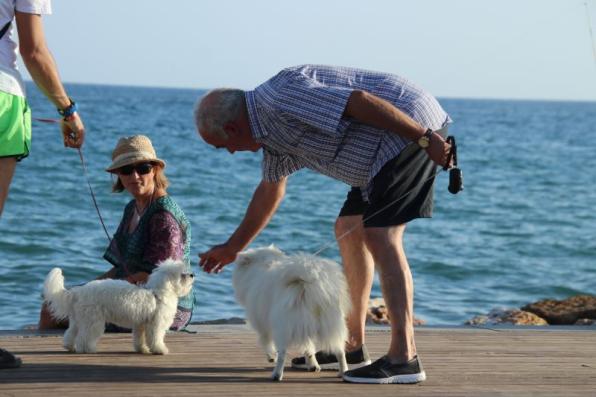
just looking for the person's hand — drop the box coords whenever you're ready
[199,243,239,274]
[426,132,452,169]
[61,112,85,148]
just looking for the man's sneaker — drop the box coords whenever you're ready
[291,345,372,370]
[342,355,426,384]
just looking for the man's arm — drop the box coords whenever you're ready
[343,90,451,167]
[15,11,85,148]
[199,178,287,273]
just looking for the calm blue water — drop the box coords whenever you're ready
[0,83,594,330]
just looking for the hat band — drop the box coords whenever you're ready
[111,151,156,167]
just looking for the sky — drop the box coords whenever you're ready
[18,0,596,101]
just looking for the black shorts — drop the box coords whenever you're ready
[338,128,447,227]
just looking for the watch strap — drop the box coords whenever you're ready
[57,99,78,118]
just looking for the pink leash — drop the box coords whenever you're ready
[34,117,112,243]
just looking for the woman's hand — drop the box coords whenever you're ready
[126,272,149,285]
[198,243,239,274]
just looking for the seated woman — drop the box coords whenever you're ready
[39,135,194,330]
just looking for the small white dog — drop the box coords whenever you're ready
[43,260,194,355]
[233,245,350,381]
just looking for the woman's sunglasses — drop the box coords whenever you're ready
[117,162,154,176]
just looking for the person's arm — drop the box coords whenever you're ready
[15,11,85,148]
[343,90,451,167]
[199,178,287,274]
[96,267,118,280]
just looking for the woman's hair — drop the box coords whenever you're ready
[111,163,169,193]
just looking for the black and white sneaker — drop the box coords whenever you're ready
[342,355,426,384]
[291,345,372,370]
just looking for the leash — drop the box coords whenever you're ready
[33,117,112,243]
[312,136,463,256]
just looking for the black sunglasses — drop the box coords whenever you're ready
[118,162,154,176]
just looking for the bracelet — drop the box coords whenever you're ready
[57,98,78,119]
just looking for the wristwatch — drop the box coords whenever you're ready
[57,99,78,119]
[417,129,433,149]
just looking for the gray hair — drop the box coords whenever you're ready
[193,88,245,140]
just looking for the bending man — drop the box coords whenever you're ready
[194,64,451,384]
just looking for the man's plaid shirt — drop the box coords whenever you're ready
[245,64,450,190]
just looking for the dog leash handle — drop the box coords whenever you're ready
[444,136,464,194]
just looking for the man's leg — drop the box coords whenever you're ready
[363,224,415,363]
[0,158,21,368]
[0,157,17,217]
[335,215,374,351]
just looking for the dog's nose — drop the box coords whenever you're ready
[189,273,195,278]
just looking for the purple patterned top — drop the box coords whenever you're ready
[104,195,194,330]
[142,211,185,265]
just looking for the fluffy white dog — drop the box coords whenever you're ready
[233,245,350,381]
[43,260,194,355]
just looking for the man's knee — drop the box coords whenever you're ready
[362,224,406,250]
[334,215,362,240]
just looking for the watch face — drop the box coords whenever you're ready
[418,136,430,148]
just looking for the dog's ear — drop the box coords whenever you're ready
[268,244,283,254]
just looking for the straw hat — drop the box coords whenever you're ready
[106,135,166,172]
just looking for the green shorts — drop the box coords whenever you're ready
[0,91,32,161]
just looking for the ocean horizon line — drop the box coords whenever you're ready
[24,80,596,104]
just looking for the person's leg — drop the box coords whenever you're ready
[39,302,68,330]
[363,224,415,363]
[0,156,17,217]
[335,215,374,351]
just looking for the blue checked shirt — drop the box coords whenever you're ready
[245,65,450,191]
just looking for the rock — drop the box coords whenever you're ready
[465,315,489,326]
[574,318,595,326]
[366,297,425,326]
[522,295,596,325]
[465,308,548,326]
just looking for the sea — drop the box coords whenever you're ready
[0,82,594,330]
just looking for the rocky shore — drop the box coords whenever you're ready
[190,295,596,327]
[465,295,596,326]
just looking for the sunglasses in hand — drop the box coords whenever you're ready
[117,162,154,176]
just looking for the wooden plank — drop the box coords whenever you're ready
[0,326,595,396]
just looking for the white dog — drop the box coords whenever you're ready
[233,245,350,381]
[43,260,194,355]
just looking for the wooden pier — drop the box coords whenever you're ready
[1,325,595,396]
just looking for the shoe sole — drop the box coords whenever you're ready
[342,370,426,384]
[292,360,372,371]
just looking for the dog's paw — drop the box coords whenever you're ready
[151,345,169,355]
[136,345,151,355]
[63,345,75,353]
[266,354,277,363]
[271,373,283,382]
[308,365,321,372]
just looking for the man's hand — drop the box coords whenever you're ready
[199,243,239,274]
[426,132,452,169]
[61,112,85,148]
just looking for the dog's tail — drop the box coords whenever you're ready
[43,268,71,321]
[278,255,350,351]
